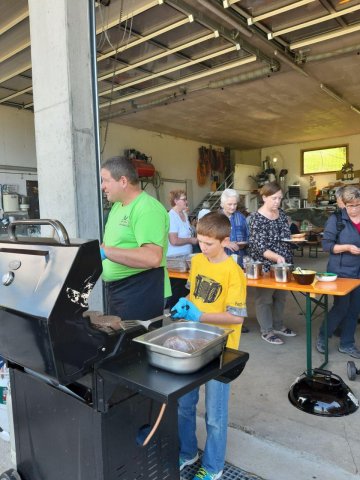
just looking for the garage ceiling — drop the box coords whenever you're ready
[1,0,360,149]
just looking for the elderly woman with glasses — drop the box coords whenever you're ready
[220,189,249,268]
[166,190,198,309]
[317,185,360,359]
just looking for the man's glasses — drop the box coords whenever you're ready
[179,197,187,201]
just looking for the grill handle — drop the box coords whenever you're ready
[8,219,70,245]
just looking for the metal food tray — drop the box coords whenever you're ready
[166,255,188,272]
[133,322,232,374]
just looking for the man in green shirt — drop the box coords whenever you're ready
[101,156,170,320]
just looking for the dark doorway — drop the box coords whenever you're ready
[26,180,40,219]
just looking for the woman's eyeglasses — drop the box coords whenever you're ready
[345,203,360,209]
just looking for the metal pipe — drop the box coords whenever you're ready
[208,65,279,89]
[89,0,104,240]
[0,165,37,173]
[305,43,360,63]
[101,66,277,121]
[89,0,106,312]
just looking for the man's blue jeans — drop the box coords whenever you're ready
[178,379,230,474]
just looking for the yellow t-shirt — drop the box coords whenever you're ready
[188,253,247,349]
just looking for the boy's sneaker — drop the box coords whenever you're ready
[179,452,199,471]
[338,345,360,359]
[316,337,325,354]
[193,466,223,480]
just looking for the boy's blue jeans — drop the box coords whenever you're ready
[178,379,230,474]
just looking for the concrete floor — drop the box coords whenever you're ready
[1,250,360,479]
[196,250,360,480]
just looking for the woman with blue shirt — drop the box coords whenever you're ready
[317,185,360,358]
[220,189,249,268]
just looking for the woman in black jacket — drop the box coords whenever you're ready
[317,185,360,358]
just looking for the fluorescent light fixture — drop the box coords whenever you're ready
[290,23,360,50]
[320,83,346,104]
[0,64,32,85]
[0,10,28,36]
[97,16,193,62]
[0,86,32,105]
[99,32,219,82]
[350,105,360,115]
[320,85,360,115]
[248,0,316,25]
[0,41,31,64]
[268,4,360,39]
[96,0,164,33]
[99,55,257,108]
[223,0,240,7]
[99,44,240,97]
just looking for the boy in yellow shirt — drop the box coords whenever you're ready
[171,212,247,480]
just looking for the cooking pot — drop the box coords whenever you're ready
[244,260,263,279]
[270,263,293,282]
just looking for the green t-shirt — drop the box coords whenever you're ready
[102,191,171,297]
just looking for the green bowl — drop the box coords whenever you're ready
[315,272,338,282]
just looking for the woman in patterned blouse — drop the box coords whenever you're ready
[248,182,297,345]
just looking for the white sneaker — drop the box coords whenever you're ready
[273,327,297,337]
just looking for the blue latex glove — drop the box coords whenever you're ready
[100,247,107,261]
[171,298,202,322]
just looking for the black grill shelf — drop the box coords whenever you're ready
[96,348,249,407]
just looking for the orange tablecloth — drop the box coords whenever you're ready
[168,270,360,297]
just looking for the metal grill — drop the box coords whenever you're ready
[0,220,250,480]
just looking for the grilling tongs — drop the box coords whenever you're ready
[83,311,175,334]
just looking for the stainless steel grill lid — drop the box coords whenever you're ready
[0,220,121,385]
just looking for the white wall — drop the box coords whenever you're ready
[100,121,223,210]
[0,106,37,209]
[261,133,360,199]
[233,148,261,166]
[0,106,36,168]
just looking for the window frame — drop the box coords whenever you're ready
[300,144,349,176]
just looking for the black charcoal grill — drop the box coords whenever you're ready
[0,220,249,480]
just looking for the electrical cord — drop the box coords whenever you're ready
[142,403,167,446]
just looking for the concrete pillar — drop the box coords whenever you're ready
[28,0,102,240]
[28,0,103,308]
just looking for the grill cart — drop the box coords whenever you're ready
[0,220,249,480]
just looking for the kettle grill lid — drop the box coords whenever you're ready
[289,369,359,417]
